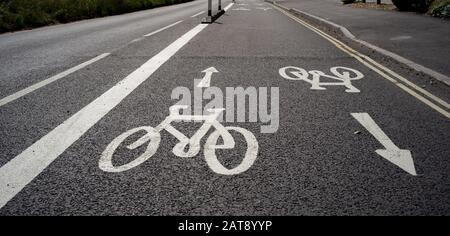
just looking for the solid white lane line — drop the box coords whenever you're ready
[224,3,235,11]
[191,11,205,17]
[144,20,183,37]
[0,53,110,107]
[0,23,208,209]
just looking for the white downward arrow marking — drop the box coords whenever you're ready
[351,113,417,176]
[197,67,219,88]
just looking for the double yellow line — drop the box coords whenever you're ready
[273,4,450,119]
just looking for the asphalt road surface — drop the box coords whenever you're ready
[0,0,449,216]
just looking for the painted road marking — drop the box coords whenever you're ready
[279,66,364,93]
[191,11,205,18]
[144,20,183,37]
[205,126,259,175]
[0,53,110,107]
[256,7,272,11]
[224,3,234,11]
[130,38,144,43]
[0,0,236,210]
[352,113,417,176]
[273,4,450,119]
[0,21,192,108]
[233,7,251,11]
[99,105,259,175]
[0,23,209,209]
[390,36,412,41]
[196,67,219,88]
[361,55,450,110]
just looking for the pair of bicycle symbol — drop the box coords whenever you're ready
[99,66,364,176]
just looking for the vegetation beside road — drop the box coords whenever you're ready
[0,0,193,33]
[341,0,450,17]
[427,0,450,17]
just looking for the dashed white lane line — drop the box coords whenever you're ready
[0,23,209,209]
[191,11,205,18]
[144,20,183,37]
[0,53,110,107]
[0,21,188,108]
[130,38,144,43]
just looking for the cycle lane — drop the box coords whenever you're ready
[168,1,450,214]
[1,0,449,215]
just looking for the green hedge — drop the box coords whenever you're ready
[341,0,356,4]
[391,0,450,16]
[428,0,450,17]
[392,0,434,12]
[0,0,193,33]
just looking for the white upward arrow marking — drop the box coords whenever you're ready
[197,67,219,88]
[351,113,417,176]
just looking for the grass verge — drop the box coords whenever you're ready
[0,0,193,33]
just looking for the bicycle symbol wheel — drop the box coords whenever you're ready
[99,126,161,173]
[204,126,259,175]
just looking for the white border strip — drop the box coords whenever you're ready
[0,23,208,209]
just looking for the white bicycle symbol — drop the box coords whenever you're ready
[99,105,259,176]
[279,66,364,93]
